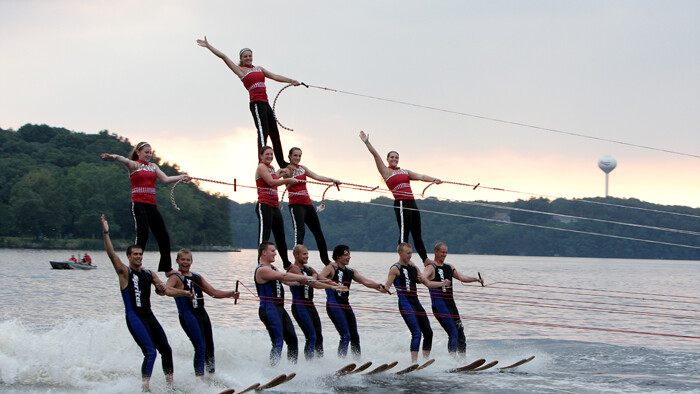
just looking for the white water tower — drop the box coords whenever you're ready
[598,155,617,197]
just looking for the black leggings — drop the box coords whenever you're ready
[289,204,331,265]
[393,199,428,262]
[256,202,291,268]
[250,101,288,168]
[132,202,172,272]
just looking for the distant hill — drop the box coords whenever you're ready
[0,124,232,249]
[2,124,697,259]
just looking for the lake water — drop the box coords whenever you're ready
[1,249,698,393]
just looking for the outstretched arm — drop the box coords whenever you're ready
[100,153,138,172]
[406,169,441,184]
[196,36,246,79]
[354,270,388,293]
[359,131,393,180]
[260,67,300,85]
[198,276,239,299]
[303,165,340,184]
[101,215,129,289]
[453,268,483,286]
[153,164,191,185]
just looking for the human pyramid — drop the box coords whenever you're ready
[99,36,483,392]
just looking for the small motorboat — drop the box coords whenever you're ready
[50,256,97,270]
[50,260,70,269]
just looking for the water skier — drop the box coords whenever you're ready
[166,249,239,378]
[255,241,313,365]
[101,215,193,392]
[359,131,441,265]
[281,147,340,265]
[101,143,190,275]
[423,242,483,358]
[287,244,348,360]
[319,244,388,358]
[384,243,449,363]
[197,36,300,168]
[256,146,298,269]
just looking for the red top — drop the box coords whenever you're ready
[385,167,414,200]
[256,163,279,208]
[241,66,268,103]
[287,166,312,206]
[130,160,157,205]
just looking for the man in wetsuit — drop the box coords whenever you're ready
[319,244,388,358]
[287,244,347,360]
[101,215,193,392]
[423,242,483,358]
[166,249,239,378]
[384,242,449,363]
[255,241,314,365]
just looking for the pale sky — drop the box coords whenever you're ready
[2,0,699,208]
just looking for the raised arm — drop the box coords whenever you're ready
[100,153,138,172]
[257,164,297,187]
[302,165,340,184]
[101,215,128,289]
[153,164,191,185]
[260,67,300,85]
[196,36,246,79]
[359,131,393,180]
[406,169,441,184]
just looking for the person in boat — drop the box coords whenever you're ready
[319,244,388,358]
[255,241,314,365]
[287,244,347,360]
[359,131,441,266]
[166,249,239,378]
[101,214,193,392]
[101,143,190,275]
[280,147,340,265]
[69,255,77,263]
[84,252,92,265]
[256,145,298,269]
[197,36,300,168]
[423,242,483,358]
[384,242,449,363]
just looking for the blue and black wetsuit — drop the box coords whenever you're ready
[121,268,173,378]
[255,264,298,365]
[392,263,433,353]
[325,265,360,357]
[429,263,466,354]
[288,265,324,359]
[174,272,215,376]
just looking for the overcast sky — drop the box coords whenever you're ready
[2,0,698,208]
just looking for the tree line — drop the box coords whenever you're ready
[2,124,698,260]
[0,124,232,249]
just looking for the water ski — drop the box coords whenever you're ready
[471,360,498,371]
[499,356,535,371]
[255,374,287,391]
[344,361,373,375]
[218,390,236,394]
[283,372,296,383]
[237,383,260,394]
[395,363,420,375]
[415,358,435,371]
[364,361,398,375]
[335,363,357,375]
[447,358,486,373]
